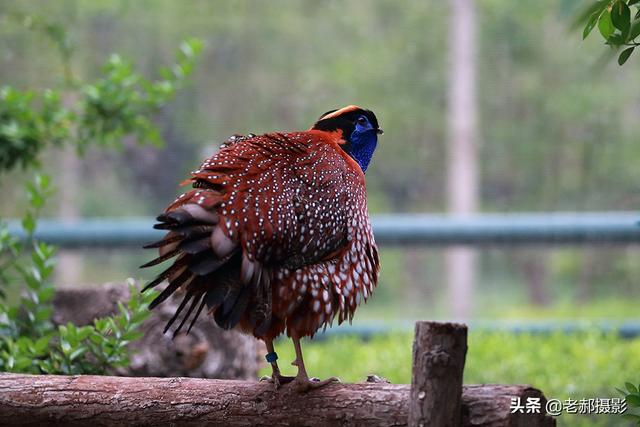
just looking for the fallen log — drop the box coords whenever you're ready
[0,373,555,426]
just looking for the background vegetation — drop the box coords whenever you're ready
[0,0,640,317]
[1,1,639,425]
[2,0,639,318]
[0,13,198,374]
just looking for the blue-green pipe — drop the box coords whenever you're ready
[308,320,640,340]
[6,212,640,248]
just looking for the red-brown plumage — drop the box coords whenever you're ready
[143,106,382,389]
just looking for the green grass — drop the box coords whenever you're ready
[480,298,640,321]
[262,331,640,427]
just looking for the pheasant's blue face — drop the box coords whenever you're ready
[311,106,383,174]
[348,115,381,173]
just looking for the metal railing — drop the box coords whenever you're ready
[314,320,640,340]
[6,212,640,248]
[5,212,640,338]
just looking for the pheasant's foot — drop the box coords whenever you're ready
[260,373,296,389]
[291,375,340,393]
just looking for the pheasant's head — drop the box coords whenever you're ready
[311,105,383,173]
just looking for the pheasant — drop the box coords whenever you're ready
[141,105,382,391]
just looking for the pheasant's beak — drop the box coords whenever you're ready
[376,128,384,135]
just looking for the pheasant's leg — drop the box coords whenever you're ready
[290,332,339,392]
[259,339,295,388]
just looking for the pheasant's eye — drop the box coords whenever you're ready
[357,116,368,125]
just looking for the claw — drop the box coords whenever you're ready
[291,376,340,393]
[260,373,295,389]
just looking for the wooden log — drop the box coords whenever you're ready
[0,373,555,426]
[52,283,263,379]
[462,384,556,427]
[409,321,468,427]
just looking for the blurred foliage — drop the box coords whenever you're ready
[580,0,640,65]
[0,13,199,374]
[3,1,640,213]
[0,33,202,171]
[0,175,157,374]
[0,3,638,403]
[77,39,203,152]
[618,382,640,425]
[0,88,68,171]
[264,331,640,427]
[0,174,53,294]
[0,276,155,374]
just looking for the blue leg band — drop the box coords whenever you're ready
[265,351,278,364]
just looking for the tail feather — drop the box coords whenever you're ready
[173,292,204,338]
[215,285,250,330]
[186,297,208,335]
[141,258,188,292]
[203,281,230,309]
[163,291,194,334]
[250,273,273,336]
[178,237,212,254]
[143,202,253,337]
[139,247,181,268]
[189,251,236,275]
[148,269,193,309]
[143,233,183,249]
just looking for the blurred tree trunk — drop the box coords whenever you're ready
[446,0,479,319]
[55,132,82,286]
[519,251,550,305]
[577,248,596,302]
[55,88,82,286]
[405,249,435,314]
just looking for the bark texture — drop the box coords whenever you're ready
[462,384,556,427]
[52,283,263,379]
[0,374,555,427]
[409,322,467,427]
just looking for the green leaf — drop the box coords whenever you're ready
[575,0,610,30]
[131,310,150,324]
[69,346,88,362]
[34,307,53,322]
[584,12,600,39]
[117,301,130,322]
[122,330,143,341]
[21,213,35,235]
[94,318,107,331]
[608,33,625,44]
[34,335,50,353]
[59,338,71,354]
[618,46,634,64]
[88,333,104,345]
[599,9,616,40]
[24,274,40,290]
[611,1,631,36]
[75,326,93,341]
[13,356,34,371]
[626,382,639,394]
[630,20,640,40]
[38,286,55,303]
[627,394,640,406]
